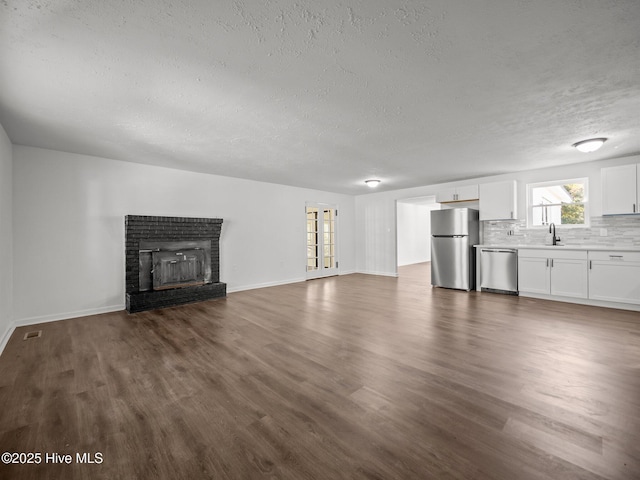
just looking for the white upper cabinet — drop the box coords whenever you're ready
[435,188,456,203]
[456,184,480,202]
[602,163,639,215]
[435,185,479,203]
[479,180,517,221]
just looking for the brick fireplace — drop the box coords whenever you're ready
[125,215,226,313]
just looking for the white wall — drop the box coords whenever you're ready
[9,143,640,325]
[0,123,13,349]
[12,146,355,324]
[396,200,439,266]
[356,154,640,276]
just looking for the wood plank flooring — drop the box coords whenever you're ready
[1,263,639,479]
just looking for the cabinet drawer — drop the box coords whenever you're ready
[518,249,548,259]
[588,251,640,262]
[518,249,587,260]
[550,250,587,260]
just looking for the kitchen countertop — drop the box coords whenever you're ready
[474,244,640,252]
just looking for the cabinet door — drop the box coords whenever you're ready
[550,258,587,298]
[602,164,637,215]
[435,188,456,203]
[456,184,479,202]
[589,261,640,304]
[479,180,517,220]
[518,257,549,294]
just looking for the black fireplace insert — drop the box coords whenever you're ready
[125,216,226,313]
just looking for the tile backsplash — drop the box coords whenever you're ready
[482,216,640,247]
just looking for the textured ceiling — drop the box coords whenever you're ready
[1,1,639,194]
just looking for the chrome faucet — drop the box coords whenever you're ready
[549,222,561,245]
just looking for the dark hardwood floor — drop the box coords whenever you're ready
[1,263,639,479]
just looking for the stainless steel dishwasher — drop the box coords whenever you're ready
[480,248,518,295]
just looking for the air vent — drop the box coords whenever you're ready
[23,330,42,340]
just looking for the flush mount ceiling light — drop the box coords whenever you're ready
[365,179,381,188]
[572,138,607,153]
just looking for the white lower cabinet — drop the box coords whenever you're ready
[517,248,640,307]
[518,249,588,299]
[517,256,549,294]
[588,251,640,305]
[552,258,589,298]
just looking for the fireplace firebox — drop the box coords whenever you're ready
[125,216,226,313]
[139,240,212,291]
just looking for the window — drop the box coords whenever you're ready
[527,178,589,227]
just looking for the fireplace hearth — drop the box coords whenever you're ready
[125,216,226,313]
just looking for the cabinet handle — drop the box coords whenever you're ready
[589,260,592,269]
[546,258,549,267]
[550,259,554,268]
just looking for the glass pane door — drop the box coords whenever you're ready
[306,204,338,279]
[323,208,335,269]
[307,207,319,272]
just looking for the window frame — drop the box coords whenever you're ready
[526,178,590,228]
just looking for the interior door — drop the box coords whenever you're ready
[306,204,338,279]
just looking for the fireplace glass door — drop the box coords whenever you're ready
[152,249,206,290]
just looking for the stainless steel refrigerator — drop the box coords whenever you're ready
[431,208,479,291]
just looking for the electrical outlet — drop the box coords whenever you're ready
[600,228,608,237]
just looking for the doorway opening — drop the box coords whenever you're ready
[396,196,439,276]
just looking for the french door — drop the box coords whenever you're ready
[306,203,338,279]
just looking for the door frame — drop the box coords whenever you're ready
[306,202,339,280]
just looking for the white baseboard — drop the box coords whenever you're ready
[0,304,125,358]
[0,323,15,358]
[356,270,399,278]
[519,292,640,312]
[13,304,125,328]
[339,269,357,276]
[227,270,358,293]
[227,277,306,293]
[0,271,361,356]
